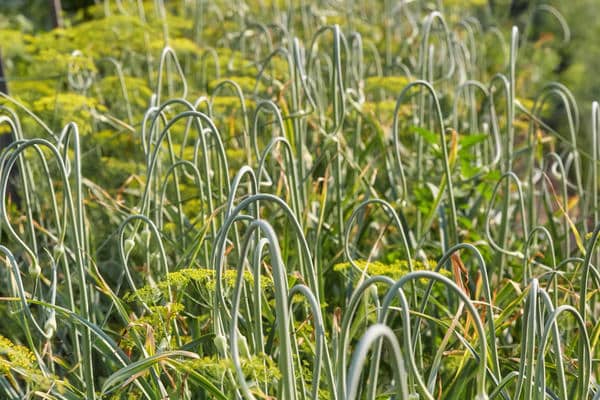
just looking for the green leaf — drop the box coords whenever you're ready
[459,133,488,149]
[410,125,438,147]
[101,351,200,396]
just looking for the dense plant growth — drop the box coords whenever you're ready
[1,1,600,399]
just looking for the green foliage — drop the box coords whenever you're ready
[124,267,265,305]
[0,1,599,399]
[0,334,58,392]
[186,353,281,390]
[334,258,439,280]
